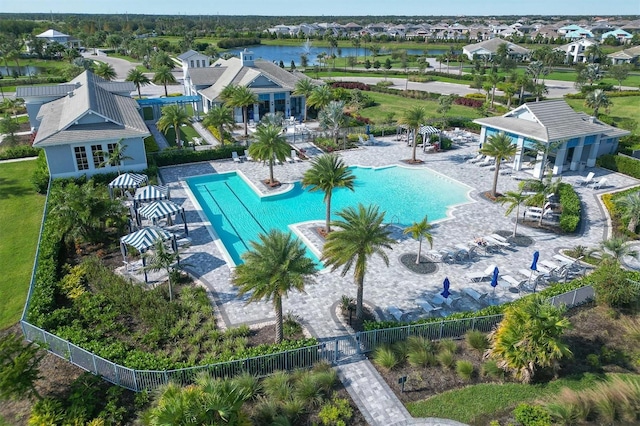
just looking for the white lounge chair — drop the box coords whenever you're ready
[291,149,302,162]
[387,306,405,321]
[463,287,488,302]
[431,293,460,307]
[477,157,495,167]
[589,177,607,190]
[416,299,442,315]
[501,275,528,288]
[232,151,242,163]
[467,154,484,164]
[527,208,556,221]
[244,149,253,162]
[578,172,595,186]
[438,248,456,264]
[468,264,498,282]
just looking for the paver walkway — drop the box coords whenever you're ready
[123,134,640,425]
[145,122,170,150]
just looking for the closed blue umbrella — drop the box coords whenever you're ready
[490,267,499,293]
[441,277,451,299]
[530,251,540,271]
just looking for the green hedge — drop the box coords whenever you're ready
[597,154,640,179]
[558,183,581,233]
[150,144,242,167]
[0,145,40,160]
[364,279,588,331]
[565,91,640,100]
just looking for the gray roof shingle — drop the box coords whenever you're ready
[16,84,78,97]
[474,99,629,142]
[33,70,149,147]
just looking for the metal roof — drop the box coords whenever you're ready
[16,84,78,97]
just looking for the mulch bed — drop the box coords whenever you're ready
[399,253,438,274]
[494,230,534,248]
[261,179,282,188]
[401,159,425,165]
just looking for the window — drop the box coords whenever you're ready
[190,60,194,67]
[74,146,89,171]
[91,144,104,168]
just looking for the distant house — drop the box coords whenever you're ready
[564,29,594,39]
[558,24,586,35]
[32,29,81,51]
[600,29,633,43]
[554,39,598,64]
[462,38,531,61]
[178,50,212,95]
[184,49,316,122]
[607,45,640,65]
[18,70,149,179]
[474,99,629,178]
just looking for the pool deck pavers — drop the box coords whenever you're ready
[136,134,640,426]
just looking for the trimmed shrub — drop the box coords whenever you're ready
[372,346,399,371]
[455,360,474,380]
[513,403,552,426]
[558,183,581,233]
[150,144,241,167]
[318,397,353,426]
[331,81,370,91]
[465,330,489,353]
[0,145,40,160]
[436,349,455,369]
[454,97,483,108]
[597,154,640,180]
[585,263,640,308]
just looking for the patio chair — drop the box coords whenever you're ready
[386,306,405,321]
[462,287,488,302]
[526,208,556,221]
[431,293,460,307]
[244,149,253,162]
[501,274,528,288]
[578,172,595,186]
[477,157,495,167]
[588,177,607,190]
[426,250,444,262]
[438,248,457,264]
[416,299,442,315]
[466,154,484,164]
[291,149,302,162]
[468,264,498,282]
[232,151,242,163]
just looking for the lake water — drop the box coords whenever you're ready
[232,44,455,66]
[0,65,43,77]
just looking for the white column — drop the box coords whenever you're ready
[269,94,275,114]
[513,136,525,171]
[553,147,566,175]
[533,151,546,179]
[570,136,585,171]
[586,135,602,167]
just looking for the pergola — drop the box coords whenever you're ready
[120,226,176,282]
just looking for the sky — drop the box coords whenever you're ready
[3,0,640,17]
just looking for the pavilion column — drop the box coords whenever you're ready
[586,135,602,167]
[570,136,586,171]
[513,136,525,171]
[533,151,546,179]
[553,146,567,175]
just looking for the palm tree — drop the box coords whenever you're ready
[398,106,427,163]
[584,43,603,63]
[485,295,572,384]
[618,192,640,233]
[480,132,517,198]
[306,84,333,112]
[403,216,434,264]
[585,89,611,118]
[318,101,346,146]
[94,62,117,81]
[293,78,317,122]
[248,123,290,186]
[503,83,516,109]
[322,204,395,319]
[156,104,191,148]
[302,153,356,234]
[143,238,186,302]
[96,139,133,174]
[500,191,530,238]
[202,104,235,145]
[233,230,316,343]
[152,66,177,97]
[488,71,501,109]
[126,68,151,98]
[221,85,258,138]
[524,173,562,226]
[599,237,638,264]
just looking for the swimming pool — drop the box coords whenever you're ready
[186,166,472,265]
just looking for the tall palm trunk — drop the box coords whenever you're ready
[491,159,501,197]
[136,85,142,99]
[217,125,225,145]
[269,159,275,184]
[243,106,249,137]
[274,296,283,343]
[175,125,182,148]
[325,194,332,233]
[355,272,365,320]
[163,82,168,97]
[415,238,423,264]
[411,130,418,162]
[513,204,521,238]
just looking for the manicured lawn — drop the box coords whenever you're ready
[358,91,485,124]
[0,160,45,329]
[565,95,640,135]
[407,372,620,423]
[161,123,201,147]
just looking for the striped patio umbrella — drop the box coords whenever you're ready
[137,200,188,235]
[133,185,170,206]
[107,173,148,199]
[120,226,176,282]
[418,125,440,136]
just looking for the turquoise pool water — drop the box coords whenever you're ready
[186,166,471,265]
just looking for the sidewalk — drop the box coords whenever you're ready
[145,122,170,150]
[192,121,221,147]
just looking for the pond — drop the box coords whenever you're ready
[0,65,44,77]
[230,44,459,66]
